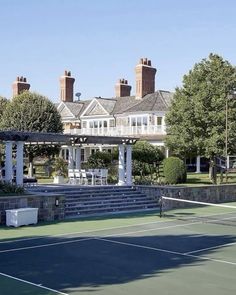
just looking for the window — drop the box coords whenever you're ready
[129,116,148,127]
[110,119,115,127]
[91,148,99,155]
[157,117,162,126]
[131,117,136,126]
[143,117,148,126]
[81,149,85,162]
[137,117,142,126]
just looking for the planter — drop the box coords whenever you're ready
[53,175,65,184]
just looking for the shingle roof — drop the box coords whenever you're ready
[62,100,92,117]
[58,90,173,118]
[95,98,116,114]
[122,91,173,113]
[111,96,140,114]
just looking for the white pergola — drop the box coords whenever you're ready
[0,131,138,186]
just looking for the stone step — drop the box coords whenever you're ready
[65,196,156,207]
[65,199,158,211]
[65,192,146,201]
[63,189,137,197]
[28,185,134,194]
[65,203,158,217]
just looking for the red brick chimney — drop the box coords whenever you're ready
[60,70,75,102]
[12,76,30,97]
[115,79,131,97]
[135,58,156,99]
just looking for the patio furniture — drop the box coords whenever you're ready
[95,169,108,185]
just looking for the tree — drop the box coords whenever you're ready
[87,151,112,168]
[132,141,164,182]
[0,96,8,120]
[0,91,63,176]
[0,97,9,163]
[165,54,236,183]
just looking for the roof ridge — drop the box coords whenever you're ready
[158,90,169,108]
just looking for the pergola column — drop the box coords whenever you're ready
[165,148,169,158]
[16,141,24,186]
[118,144,125,185]
[195,156,201,173]
[68,146,74,170]
[75,146,81,170]
[126,145,132,185]
[5,141,13,183]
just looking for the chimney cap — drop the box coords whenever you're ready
[64,70,72,77]
[138,58,152,66]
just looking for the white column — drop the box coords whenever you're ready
[118,144,125,185]
[165,148,169,158]
[126,145,132,185]
[195,156,201,173]
[227,155,230,170]
[75,146,81,170]
[16,141,24,186]
[68,146,74,170]
[5,141,13,183]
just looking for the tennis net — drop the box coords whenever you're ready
[160,196,236,226]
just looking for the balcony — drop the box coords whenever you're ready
[64,125,166,136]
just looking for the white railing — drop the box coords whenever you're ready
[64,125,166,136]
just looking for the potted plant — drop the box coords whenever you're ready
[52,157,67,184]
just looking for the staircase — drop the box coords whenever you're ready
[29,185,158,218]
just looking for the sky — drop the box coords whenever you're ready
[1,0,236,102]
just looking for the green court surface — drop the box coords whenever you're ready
[0,203,236,295]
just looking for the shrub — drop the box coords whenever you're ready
[163,157,187,184]
[52,157,68,177]
[87,151,112,169]
[0,181,25,194]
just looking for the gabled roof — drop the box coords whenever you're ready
[96,98,116,114]
[111,96,140,114]
[81,98,116,117]
[122,91,173,114]
[57,90,173,118]
[58,100,91,118]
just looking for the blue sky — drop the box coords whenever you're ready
[0,0,236,102]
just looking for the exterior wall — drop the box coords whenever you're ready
[0,194,65,225]
[136,184,236,207]
[116,117,128,127]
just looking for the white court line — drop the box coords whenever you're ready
[185,241,236,254]
[0,237,93,254]
[0,271,68,295]
[0,220,167,244]
[0,212,235,255]
[96,237,236,266]
[0,221,200,254]
[0,208,233,245]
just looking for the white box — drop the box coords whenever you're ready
[6,208,38,227]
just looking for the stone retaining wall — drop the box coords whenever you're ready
[0,193,65,225]
[136,184,236,207]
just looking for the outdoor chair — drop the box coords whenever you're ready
[74,169,82,185]
[68,169,76,185]
[95,169,108,185]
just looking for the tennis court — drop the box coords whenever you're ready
[0,200,236,295]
